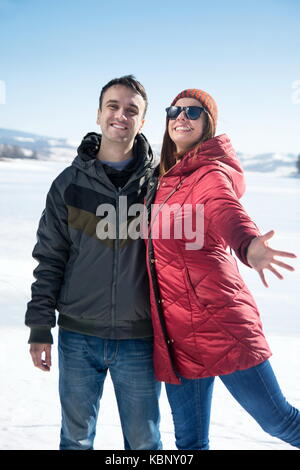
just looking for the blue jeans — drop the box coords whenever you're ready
[58,328,162,450]
[165,360,300,450]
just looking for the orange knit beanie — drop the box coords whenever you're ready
[171,89,218,128]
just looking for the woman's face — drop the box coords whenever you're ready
[168,97,207,153]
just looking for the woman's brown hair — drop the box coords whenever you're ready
[159,109,216,176]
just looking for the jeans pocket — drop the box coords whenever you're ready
[58,328,89,359]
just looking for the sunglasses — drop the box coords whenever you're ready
[165,106,206,120]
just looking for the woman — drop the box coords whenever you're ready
[145,88,300,449]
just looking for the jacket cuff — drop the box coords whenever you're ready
[237,235,257,267]
[28,327,53,344]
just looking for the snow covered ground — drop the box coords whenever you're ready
[0,158,299,450]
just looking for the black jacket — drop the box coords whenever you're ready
[25,132,155,343]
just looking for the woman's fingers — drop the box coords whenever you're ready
[259,262,295,287]
[271,249,297,259]
[259,270,269,288]
[272,259,295,271]
[248,230,297,286]
[267,265,284,280]
[260,230,275,242]
[259,265,283,288]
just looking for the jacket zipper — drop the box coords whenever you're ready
[111,187,121,335]
[110,172,147,336]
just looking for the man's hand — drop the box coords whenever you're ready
[30,343,52,371]
[247,230,297,288]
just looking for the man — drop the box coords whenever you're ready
[25,75,162,450]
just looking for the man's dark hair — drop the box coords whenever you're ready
[99,75,148,117]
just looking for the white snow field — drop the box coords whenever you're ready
[0,158,299,450]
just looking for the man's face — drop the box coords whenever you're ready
[97,85,146,145]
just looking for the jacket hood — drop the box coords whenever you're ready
[72,131,155,179]
[167,134,246,199]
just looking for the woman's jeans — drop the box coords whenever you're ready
[58,328,162,450]
[165,360,300,450]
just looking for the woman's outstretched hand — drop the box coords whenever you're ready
[247,230,297,288]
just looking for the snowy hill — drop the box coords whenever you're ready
[0,128,299,175]
[237,151,299,176]
[0,128,77,162]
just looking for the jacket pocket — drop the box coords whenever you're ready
[183,267,211,324]
[57,257,111,320]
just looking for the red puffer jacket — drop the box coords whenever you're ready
[145,134,272,385]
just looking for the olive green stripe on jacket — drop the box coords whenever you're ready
[67,204,141,249]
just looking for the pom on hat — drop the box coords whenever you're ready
[171,89,218,127]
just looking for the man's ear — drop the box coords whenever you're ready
[138,119,145,134]
[96,108,101,125]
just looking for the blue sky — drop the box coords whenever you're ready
[0,0,300,153]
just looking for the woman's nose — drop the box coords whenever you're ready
[176,110,187,121]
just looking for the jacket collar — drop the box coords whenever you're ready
[71,132,155,181]
[161,134,246,199]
